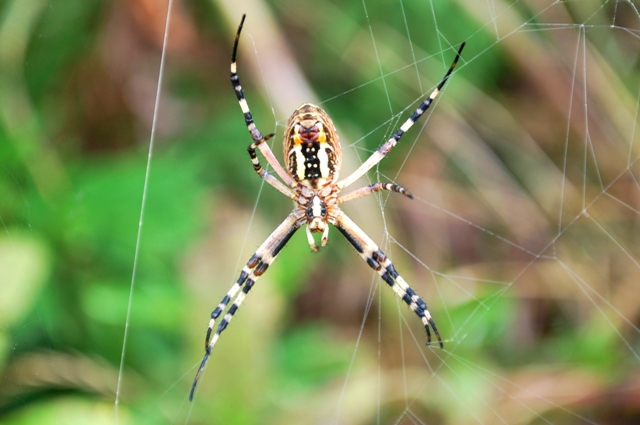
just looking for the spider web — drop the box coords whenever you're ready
[185,1,640,423]
[1,0,640,424]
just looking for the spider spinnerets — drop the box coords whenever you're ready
[190,13,465,401]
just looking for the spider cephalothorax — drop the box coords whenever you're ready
[189,14,465,401]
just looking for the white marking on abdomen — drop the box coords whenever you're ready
[317,144,332,178]
[291,145,306,180]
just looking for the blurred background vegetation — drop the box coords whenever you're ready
[1,0,640,424]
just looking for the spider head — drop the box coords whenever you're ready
[284,103,342,188]
[306,195,327,229]
[305,195,329,251]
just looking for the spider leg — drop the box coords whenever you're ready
[338,182,414,204]
[248,133,297,199]
[337,42,465,190]
[331,210,443,348]
[190,212,302,401]
[231,14,297,190]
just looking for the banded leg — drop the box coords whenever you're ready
[231,14,296,189]
[247,133,297,199]
[190,213,302,400]
[331,210,443,348]
[338,42,465,190]
[337,182,414,204]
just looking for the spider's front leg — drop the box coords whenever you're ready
[190,212,303,400]
[331,210,443,348]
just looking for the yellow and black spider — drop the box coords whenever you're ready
[190,14,465,400]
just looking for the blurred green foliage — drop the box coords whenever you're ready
[1,0,640,424]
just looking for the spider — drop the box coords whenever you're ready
[190,14,464,400]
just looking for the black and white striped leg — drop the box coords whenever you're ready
[337,182,414,204]
[190,213,302,401]
[337,42,465,190]
[231,14,296,188]
[231,14,260,143]
[331,211,443,348]
[247,133,297,199]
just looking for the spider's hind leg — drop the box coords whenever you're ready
[231,14,297,191]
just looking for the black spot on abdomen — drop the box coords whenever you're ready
[303,141,321,180]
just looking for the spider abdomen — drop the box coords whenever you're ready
[288,141,334,181]
[284,103,341,188]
